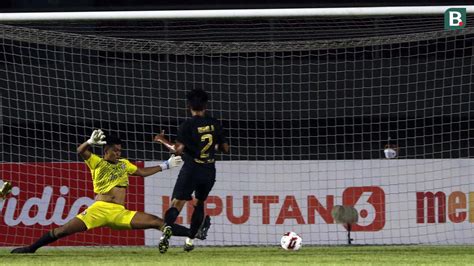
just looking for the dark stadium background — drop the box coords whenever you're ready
[0,0,473,162]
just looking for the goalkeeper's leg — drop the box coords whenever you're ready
[130,212,191,237]
[11,218,87,254]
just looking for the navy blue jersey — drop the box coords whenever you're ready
[176,115,227,165]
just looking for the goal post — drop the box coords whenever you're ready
[0,6,473,21]
[1,6,474,247]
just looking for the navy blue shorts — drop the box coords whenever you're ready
[172,161,216,201]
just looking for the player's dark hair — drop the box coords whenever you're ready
[186,88,208,111]
[104,134,122,149]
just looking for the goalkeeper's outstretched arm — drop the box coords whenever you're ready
[134,155,183,177]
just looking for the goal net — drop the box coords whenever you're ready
[1,11,473,246]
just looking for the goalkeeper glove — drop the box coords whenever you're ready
[159,155,183,170]
[87,129,107,146]
[0,181,12,199]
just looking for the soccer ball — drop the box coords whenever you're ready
[280,231,302,251]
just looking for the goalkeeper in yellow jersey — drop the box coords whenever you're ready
[11,129,204,254]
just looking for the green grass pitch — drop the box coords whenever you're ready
[1,246,474,265]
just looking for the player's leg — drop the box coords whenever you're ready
[11,218,87,254]
[129,211,191,237]
[190,167,215,239]
[163,198,187,228]
[164,163,194,227]
[184,167,216,252]
[11,201,108,254]
[160,164,194,253]
[189,200,206,239]
[182,199,205,252]
[194,205,211,240]
[159,199,187,253]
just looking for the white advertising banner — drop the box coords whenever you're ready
[144,159,474,246]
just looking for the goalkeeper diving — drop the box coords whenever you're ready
[11,129,208,254]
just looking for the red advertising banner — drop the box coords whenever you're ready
[0,162,145,246]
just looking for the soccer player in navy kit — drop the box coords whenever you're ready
[154,88,229,253]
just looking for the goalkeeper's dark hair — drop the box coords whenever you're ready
[105,135,122,148]
[186,88,208,111]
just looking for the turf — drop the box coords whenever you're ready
[1,246,473,265]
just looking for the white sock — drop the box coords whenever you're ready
[185,237,194,245]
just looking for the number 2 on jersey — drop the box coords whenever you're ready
[200,134,213,158]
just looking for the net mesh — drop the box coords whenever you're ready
[1,14,474,246]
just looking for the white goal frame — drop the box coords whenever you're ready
[0,6,473,22]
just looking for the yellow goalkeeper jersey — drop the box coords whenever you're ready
[84,153,138,194]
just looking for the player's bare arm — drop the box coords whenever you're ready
[153,130,185,155]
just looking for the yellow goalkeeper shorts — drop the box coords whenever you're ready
[76,201,137,230]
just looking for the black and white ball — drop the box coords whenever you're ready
[280,232,302,251]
